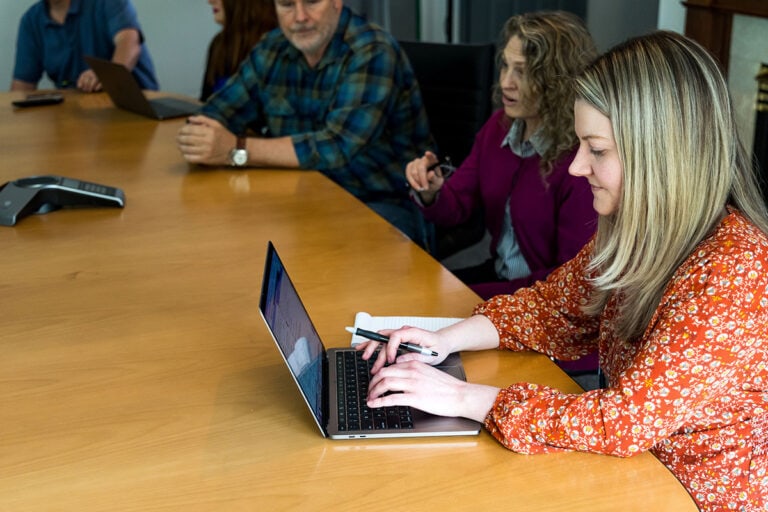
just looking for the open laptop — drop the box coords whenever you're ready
[258,241,482,439]
[84,56,201,120]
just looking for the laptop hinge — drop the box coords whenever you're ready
[322,352,330,436]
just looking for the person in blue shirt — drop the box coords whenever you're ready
[176,0,432,247]
[11,0,158,92]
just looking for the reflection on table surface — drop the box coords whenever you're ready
[0,91,696,511]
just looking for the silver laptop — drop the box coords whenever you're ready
[84,56,200,120]
[258,241,481,439]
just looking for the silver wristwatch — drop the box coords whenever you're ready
[229,137,248,166]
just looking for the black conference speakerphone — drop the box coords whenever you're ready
[0,175,125,226]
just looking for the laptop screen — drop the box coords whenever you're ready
[259,243,325,426]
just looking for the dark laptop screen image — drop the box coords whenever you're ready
[260,246,325,425]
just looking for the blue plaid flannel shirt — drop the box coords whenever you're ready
[201,7,431,203]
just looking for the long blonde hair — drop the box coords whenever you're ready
[575,31,768,341]
[497,11,597,175]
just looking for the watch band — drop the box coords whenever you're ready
[229,136,248,166]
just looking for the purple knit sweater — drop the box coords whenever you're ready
[418,109,598,299]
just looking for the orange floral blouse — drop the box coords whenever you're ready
[474,210,768,511]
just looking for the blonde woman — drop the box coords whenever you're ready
[364,31,768,511]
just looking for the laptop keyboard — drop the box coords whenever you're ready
[335,351,414,431]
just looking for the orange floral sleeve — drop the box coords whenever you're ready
[475,239,600,361]
[474,212,768,511]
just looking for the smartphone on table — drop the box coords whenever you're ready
[12,93,65,108]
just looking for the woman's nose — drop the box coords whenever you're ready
[568,147,590,177]
[500,70,517,89]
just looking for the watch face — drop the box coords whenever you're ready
[231,149,248,166]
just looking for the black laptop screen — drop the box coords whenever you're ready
[259,243,325,426]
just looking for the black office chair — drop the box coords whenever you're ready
[399,40,496,259]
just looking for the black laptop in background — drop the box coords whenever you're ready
[84,56,201,120]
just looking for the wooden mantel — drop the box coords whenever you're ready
[683,0,768,75]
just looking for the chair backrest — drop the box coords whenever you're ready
[400,41,496,166]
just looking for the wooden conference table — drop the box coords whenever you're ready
[0,91,696,511]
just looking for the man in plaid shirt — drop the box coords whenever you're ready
[177,0,432,245]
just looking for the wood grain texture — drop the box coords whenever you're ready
[0,91,696,511]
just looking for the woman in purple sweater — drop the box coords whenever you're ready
[408,12,598,301]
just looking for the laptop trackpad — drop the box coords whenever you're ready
[435,352,467,380]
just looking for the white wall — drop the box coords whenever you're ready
[132,0,218,97]
[0,2,35,89]
[657,0,686,33]
[728,15,767,155]
[0,0,218,98]
[420,0,449,43]
[586,0,660,52]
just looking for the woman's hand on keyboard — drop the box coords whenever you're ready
[359,326,445,375]
[366,360,500,422]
